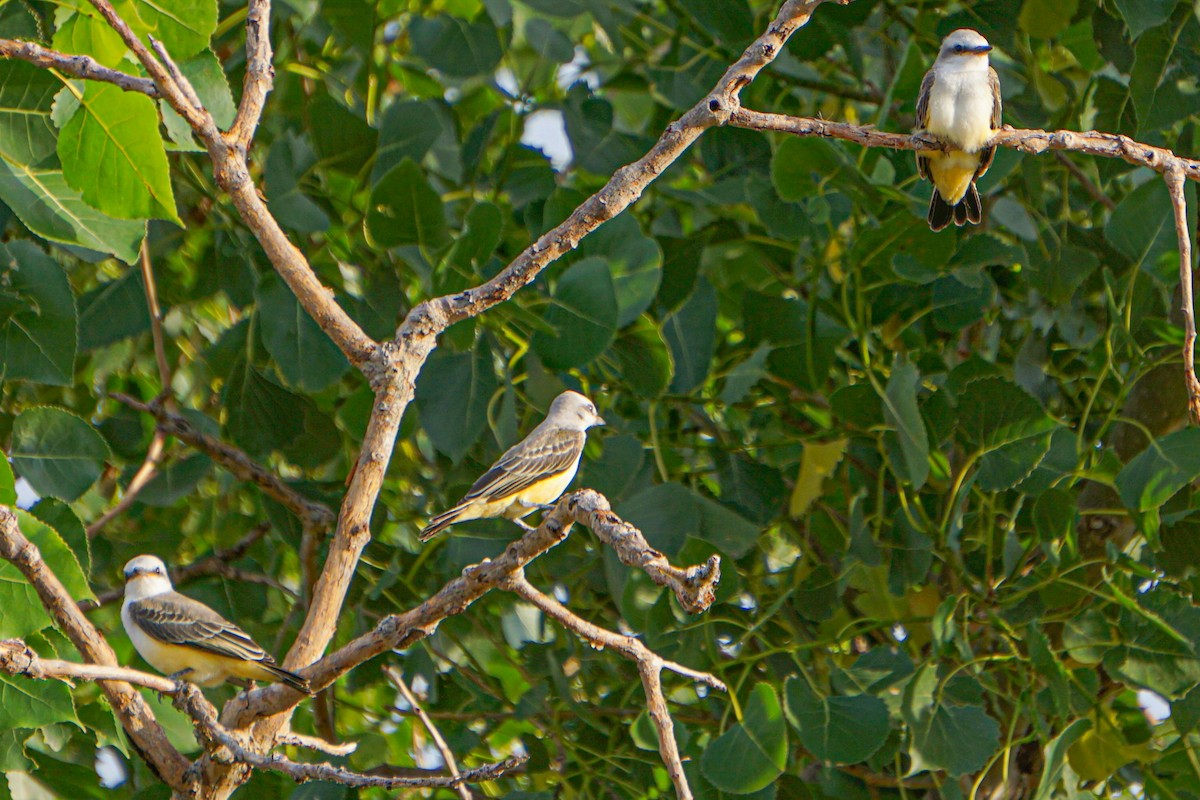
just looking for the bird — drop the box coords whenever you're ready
[419,390,605,541]
[915,28,1002,231]
[120,555,311,694]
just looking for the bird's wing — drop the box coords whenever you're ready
[129,594,273,664]
[463,428,585,503]
[914,68,937,180]
[974,67,1002,178]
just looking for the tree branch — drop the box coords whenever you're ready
[0,39,160,97]
[226,489,720,725]
[110,392,336,533]
[227,0,273,148]
[502,572,725,800]
[0,638,180,693]
[1166,167,1200,424]
[384,666,471,800]
[0,507,193,791]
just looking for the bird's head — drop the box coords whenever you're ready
[548,390,605,432]
[122,555,173,599]
[938,29,992,63]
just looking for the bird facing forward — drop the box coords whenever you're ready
[121,555,311,693]
[419,390,605,541]
[915,28,1002,231]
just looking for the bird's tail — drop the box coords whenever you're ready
[929,183,982,231]
[264,663,312,694]
[419,504,468,542]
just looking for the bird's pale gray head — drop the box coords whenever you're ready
[123,555,173,598]
[546,390,605,432]
[938,29,992,61]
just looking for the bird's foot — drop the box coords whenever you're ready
[513,519,537,533]
[164,670,194,705]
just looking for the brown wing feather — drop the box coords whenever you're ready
[464,428,585,502]
[973,67,1003,179]
[914,68,937,181]
[129,594,273,664]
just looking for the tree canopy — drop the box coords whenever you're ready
[2,0,1200,797]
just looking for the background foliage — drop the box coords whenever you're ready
[2,0,1200,797]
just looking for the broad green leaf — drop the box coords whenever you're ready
[0,673,77,730]
[255,276,350,392]
[1067,714,1147,781]
[1063,609,1113,665]
[445,201,503,274]
[264,133,329,234]
[1108,588,1200,698]
[52,12,128,68]
[612,317,673,398]
[30,498,89,579]
[77,267,150,350]
[10,407,109,502]
[883,358,929,489]
[903,667,1000,776]
[0,241,77,385]
[956,377,1057,452]
[1033,487,1076,543]
[135,454,212,507]
[0,458,13,505]
[664,278,718,393]
[784,676,889,764]
[677,0,753,43]
[309,94,378,175]
[222,357,335,461]
[516,0,588,18]
[58,82,178,221]
[128,0,217,59]
[1105,178,1176,280]
[366,158,449,249]
[525,18,574,63]
[1116,427,1200,544]
[701,684,787,794]
[414,340,499,463]
[741,291,847,391]
[695,493,761,559]
[161,50,237,147]
[1114,0,1178,40]
[617,483,701,556]
[0,510,95,636]
[409,14,503,77]
[0,61,58,167]
[1031,719,1092,800]
[789,439,847,519]
[576,212,663,327]
[531,257,618,370]
[372,100,445,184]
[1018,0,1078,38]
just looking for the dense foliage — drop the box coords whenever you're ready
[3,0,1200,797]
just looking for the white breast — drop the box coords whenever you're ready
[926,69,994,153]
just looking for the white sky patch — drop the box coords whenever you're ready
[1138,689,1170,724]
[95,746,128,788]
[521,110,572,171]
[495,66,519,98]
[557,47,599,91]
[15,477,39,510]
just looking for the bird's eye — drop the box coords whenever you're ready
[954,44,964,52]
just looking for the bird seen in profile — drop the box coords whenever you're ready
[419,390,605,541]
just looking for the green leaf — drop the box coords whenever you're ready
[222,358,325,460]
[0,459,13,505]
[366,158,449,250]
[255,276,350,392]
[0,510,95,636]
[1018,0,1078,38]
[409,14,503,77]
[128,0,217,59]
[883,358,929,489]
[58,82,178,221]
[160,50,236,146]
[701,684,787,794]
[445,201,503,274]
[0,61,59,167]
[30,498,89,579]
[956,377,1057,453]
[0,241,77,385]
[784,676,889,764]
[575,210,663,328]
[264,133,329,234]
[77,266,150,350]
[0,673,77,731]
[617,483,700,557]
[525,18,574,63]
[135,454,212,507]
[694,493,761,559]
[664,278,718,393]
[1033,487,1076,543]
[1105,178,1176,279]
[1116,427,1200,545]
[372,100,444,184]
[531,257,619,370]
[612,317,673,398]
[1109,588,1200,698]
[414,340,499,463]
[10,407,109,502]
[903,667,1000,777]
[1030,719,1092,800]
[52,12,128,68]
[1113,0,1178,40]
[309,94,378,175]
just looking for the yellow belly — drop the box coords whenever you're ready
[926,151,980,205]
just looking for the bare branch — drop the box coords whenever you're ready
[275,731,357,756]
[0,39,159,97]
[1053,152,1116,211]
[1166,167,1200,424]
[227,489,720,726]
[0,638,180,693]
[0,507,193,791]
[384,666,471,800]
[111,392,336,533]
[228,0,274,148]
[403,0,845,339]
[503,573,725,800]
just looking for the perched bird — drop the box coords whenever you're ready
[420,390,605,541]
[915,28,1002,231]
[121,555,310,693]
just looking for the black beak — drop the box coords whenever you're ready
[972,44,993,54]
[594,416,606,426]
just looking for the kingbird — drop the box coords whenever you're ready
[121,555,310,693]
[915,29,1002,231]
[420,390,604,541]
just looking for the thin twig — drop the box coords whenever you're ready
[0,39,160,97]
[228,0,274,148]
[1166,167,1200,424]
[0,638,181,694]
[275,731,357,756]
[1053,151,1116,211]
[385,666,472,800]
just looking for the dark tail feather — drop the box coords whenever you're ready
[928,191,953,232]
[419,506,463,542]
[267,663,312,695]
[962,183,982,225]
